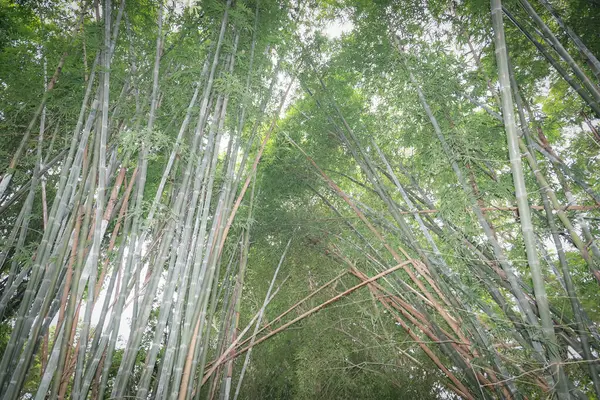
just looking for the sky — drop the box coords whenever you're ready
[323,18,354,39]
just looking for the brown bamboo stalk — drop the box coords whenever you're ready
[234,270,348,350]
[365,278,475,399]
[203,261,413,383]
[288,136,470,348]
[350,267,516,398]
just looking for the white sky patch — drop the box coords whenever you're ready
[48,241,155,349]
[322,17,354,40]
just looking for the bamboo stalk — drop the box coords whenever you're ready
[204,261,413,382]
[491,1,569,397]
[231,239,291,399]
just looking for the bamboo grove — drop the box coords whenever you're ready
[0,0,599,398]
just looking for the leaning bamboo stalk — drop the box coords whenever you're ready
[514,79,600,395]
[0,148,67,216]
[287,133,469,347]
[135,224,193,399]
[516,0,600,104]
[0,83,98,387]
[107,23,166,399]
[204,261,413,382]
[222,2,261,209]
[217,75,296,257]
[507,77,600,282]
[3,185,80,399]
[200,296,282,390]
[55,133,99,400]
[138,98,224,396]
[491,1,569,397]
[183,45,238,323]
[397,43,549,365]
[172,81,235,399]
[365,279,475,400]
[90,167,126,297]
[352,266,513,397]
[321,98,505,376]
[155,77,231,398]
[97,174,145,400]
[230,239,291,399]
[6,3,209,396]
[182,74,281,393]
[38,56,49,230]
[182,99,228,328]
[342,241,499,394]
[391,153,565,354]
[321,91,465,326]
[530,141,600,205]
[145,13,234,395]
[206,228,245,400]
[78,169,137,397]
[34,323,66,400]
[519,147,600,282]
[537,0,600,80]
[502,7,600,118]
[53,201,83,348]
[166,145,218,394]
[223,181,256,400]
[567,199,600,275]
[1,90,99,396]
[0,184,38,318]
[286,135,405,264]
[241,270,349,348]
[464,32,600,286]
[208,246,240,400]
[206,269,346,372]
[0,50,68,200]
[107,3,165,394]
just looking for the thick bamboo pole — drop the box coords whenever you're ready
[491,1,569,397]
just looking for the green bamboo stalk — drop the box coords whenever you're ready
[78,172,135,397]
[516,0,600,104]
[399,47,546,362]
[231,239,291,399]
[513,76,600,396]
[172,93,231,400]
[0,93,99,396]
[312,76,513,393]
[502,7,600,118]
[72,1,112,394]
[537,0,600,80]
[491,1,569,397]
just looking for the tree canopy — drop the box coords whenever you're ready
[1,0,600,399]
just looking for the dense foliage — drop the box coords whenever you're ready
[1,0,599,399]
